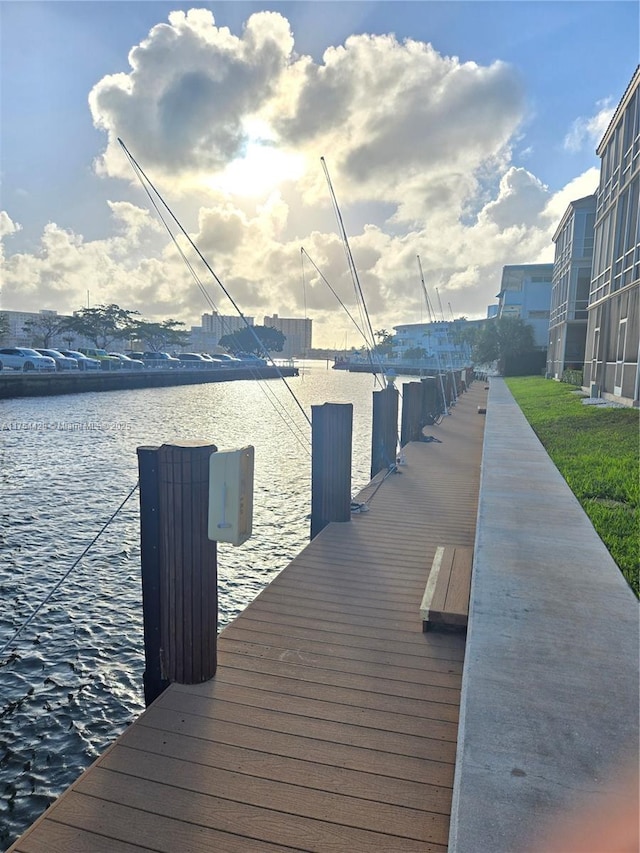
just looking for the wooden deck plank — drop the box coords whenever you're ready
[218,637,462,688]
[218,624,465,674]
[217,650,461,704]
[443,547,473,621]
[8,382,488,852]
[13,823,151,853]
[100,747,451,842]
[119,726,453,812]
[137,707,456,786]
[169,681,460,740]
[210,664,462,723]
[154,689,458,763]
[76,769,448,852]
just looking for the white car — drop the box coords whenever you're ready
[0,347,56,372]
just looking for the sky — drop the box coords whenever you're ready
[1,1,638,348]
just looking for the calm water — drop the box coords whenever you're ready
[0,361,383,848]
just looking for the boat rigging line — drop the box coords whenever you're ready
[117,138,312,441]
[300,248,368,344]
[417,255,449,416]
[320,157,387,389]
[0,480,140,660]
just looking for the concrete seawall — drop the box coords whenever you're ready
[0,366,298,400]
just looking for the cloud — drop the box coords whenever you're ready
[90,9,295,181]
[0,211,21,239]
[0,211,21,266]
[1,9,603,345]
[564,99,615,152]
[478,167,549,229]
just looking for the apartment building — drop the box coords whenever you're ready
[191,312,254,352]
[263,314,312,358]
[547,195,596,378]
[0,309,92,350]
[583,66,639,404]
[495,264,553,348]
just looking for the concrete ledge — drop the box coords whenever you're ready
[0,365,298,399]
[449,378,639,853]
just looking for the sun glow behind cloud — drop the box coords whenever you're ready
[209,138,305,197]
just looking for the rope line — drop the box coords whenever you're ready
[0,481,140,659]
[118,138,312,433]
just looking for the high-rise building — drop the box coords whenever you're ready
[547,195,596,379]
[263,314,312,358]
[191,312,254,352]
[583,66,639,404]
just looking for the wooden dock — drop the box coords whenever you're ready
[9,384,487,853]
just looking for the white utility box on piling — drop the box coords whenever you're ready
[208,446,254,545]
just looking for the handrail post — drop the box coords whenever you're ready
[311,403,352,539]
[138,441,218,705]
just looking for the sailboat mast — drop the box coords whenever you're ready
[416,255,449,416]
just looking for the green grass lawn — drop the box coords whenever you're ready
[505,376,639,596]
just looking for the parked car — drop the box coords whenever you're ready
[209,353,243,367]
[176,353,208,368]
[0,347,56,372]
[36,348,79,370]
[125,351,145,360]
[109,353,145,369]
[78,347,121,369]
[59,350,101,370]
[142,352,181,368]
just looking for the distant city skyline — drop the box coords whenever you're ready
[1,2,638,347]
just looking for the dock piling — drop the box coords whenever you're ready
[311,403,353,539]
[138,441,219,705]
[371,385,399,478]
[400,382,424,446]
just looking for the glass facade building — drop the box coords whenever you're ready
[583,66,640,403]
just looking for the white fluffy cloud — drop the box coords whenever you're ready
[564,99,615,153]
[0,8,603,346]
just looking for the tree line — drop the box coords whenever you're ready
[3,304,287,355]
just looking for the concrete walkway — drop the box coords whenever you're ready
[449,378,639,852]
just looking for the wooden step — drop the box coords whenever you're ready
[420,546,473,632]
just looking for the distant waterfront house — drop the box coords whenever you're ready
[495,264,553,349]
[583,65,639,406]
[393,319,471,368]
[547,195,596,379]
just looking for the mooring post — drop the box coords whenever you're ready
[371,384,399,478]
[421,377,438,425]
[400,381,424,446]
[137,440,218,706]
[311,403,352,539]
[445,371,455,407]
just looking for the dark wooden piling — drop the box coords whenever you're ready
[138,441,219,705]
[311,403,353,539]
[421,377,440,425]
[445,371,455,406]
[371,385,399,478]
[400,381,425,446]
